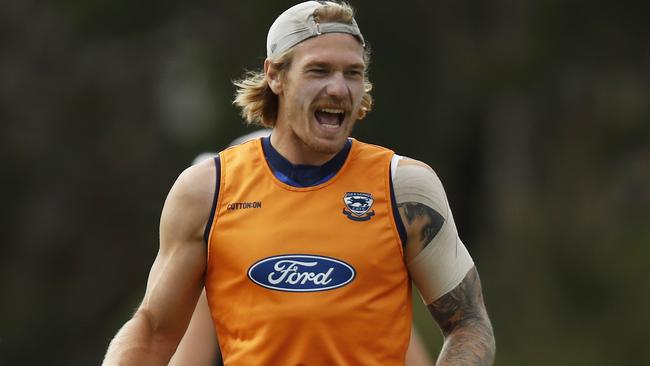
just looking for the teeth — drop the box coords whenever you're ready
[319,108,344,114]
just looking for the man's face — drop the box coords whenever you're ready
[270,33,366,161]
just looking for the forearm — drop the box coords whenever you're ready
[103,310,177,366]
[436,317,495,366]
[428,268,496,366]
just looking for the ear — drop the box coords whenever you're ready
[264,59,283,95]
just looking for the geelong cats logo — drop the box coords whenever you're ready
[248,255,356,292]
[342,192,375,221]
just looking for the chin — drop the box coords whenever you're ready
[306,137,346,155]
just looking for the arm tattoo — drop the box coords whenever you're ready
[398,202,445,249]
[428,267,496,365]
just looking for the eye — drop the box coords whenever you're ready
[307,68,327,75]
[345,69,364,78]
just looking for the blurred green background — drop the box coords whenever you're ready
[1,0,648,364]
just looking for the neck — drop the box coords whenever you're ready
[270,129,340,166]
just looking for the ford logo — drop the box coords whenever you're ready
[248,254,356,292]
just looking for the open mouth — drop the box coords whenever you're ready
[314,108,345,129]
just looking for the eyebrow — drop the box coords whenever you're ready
[303,61,366,70]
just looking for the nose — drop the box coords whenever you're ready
[325,72,350,100]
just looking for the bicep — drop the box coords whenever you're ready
[138,162,214,341]
[140,240,205,340]
[393,158,473,303]
[168,289,218,366]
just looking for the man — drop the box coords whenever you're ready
[103,1,495,365]
[168,130,435,366]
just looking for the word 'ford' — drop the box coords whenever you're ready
[248,254,356,292]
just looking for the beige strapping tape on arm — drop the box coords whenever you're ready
[393,162,474,304]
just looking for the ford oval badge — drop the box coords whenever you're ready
[248,254,356,292]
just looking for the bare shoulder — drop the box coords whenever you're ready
[160,158,218,251]
[170,158,217,203]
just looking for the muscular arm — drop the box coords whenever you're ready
[429,268,495,365]
[394,158,495,365]
[168,289,219,366]
[102,159,216,366]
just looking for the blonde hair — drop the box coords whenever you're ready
[233,2,373,127]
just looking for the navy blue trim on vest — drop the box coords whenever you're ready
[389,165,407,248]
[261,137,352,187]
[203,155,221,244]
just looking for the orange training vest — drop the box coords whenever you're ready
[205,138,411,365]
